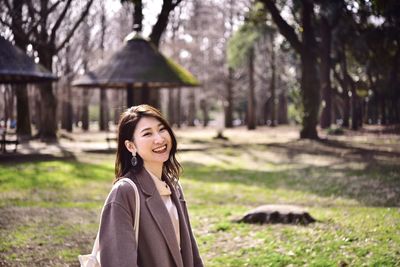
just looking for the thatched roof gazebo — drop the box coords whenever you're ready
[0,36,57,83]
[0,35,57,147]
[72,34,199,107]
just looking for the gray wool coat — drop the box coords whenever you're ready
[98,168,204,267]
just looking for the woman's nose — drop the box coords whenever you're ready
[154,132,164,143]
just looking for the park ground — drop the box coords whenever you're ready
[0,125,399,266]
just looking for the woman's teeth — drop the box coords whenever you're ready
[153,145,167,153]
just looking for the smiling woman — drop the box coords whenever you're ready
[94,104,204,267]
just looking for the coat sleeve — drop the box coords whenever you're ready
[99,183,138,267]
[177,183,204,267]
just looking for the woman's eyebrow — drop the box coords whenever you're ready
[139,123,163,133]
[140,127,152,133]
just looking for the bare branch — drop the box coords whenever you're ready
[55,0,94,53]
[48,0,64,14]
[50,0,73,44]
[258,0,302,53]
[3,0,11,10]
[171,0,183,9]
[0,14,13,29]
[149,0,182,47]
[0,10,31,44]
[25,0,40,40]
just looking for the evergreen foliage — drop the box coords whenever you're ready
[227,3,272,68]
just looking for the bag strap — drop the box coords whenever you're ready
[119,177,140,243]
[89,178,141,258]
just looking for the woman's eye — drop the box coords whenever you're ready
[143,132,151,137]
[160,127,166,132]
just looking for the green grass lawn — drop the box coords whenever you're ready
[0,130,399,266]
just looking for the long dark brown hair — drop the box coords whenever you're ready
[114,104,181,184]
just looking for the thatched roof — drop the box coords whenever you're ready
[72,36,199,89]
[0,36,57,83]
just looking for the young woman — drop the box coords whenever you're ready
[99,104,203,267]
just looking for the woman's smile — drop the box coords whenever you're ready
[152,144,168,153]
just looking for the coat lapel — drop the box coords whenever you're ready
[132,169,184,267]
[166,179,194,267]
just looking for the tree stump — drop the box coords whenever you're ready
[236,204,316,225]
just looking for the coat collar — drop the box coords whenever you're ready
[128,168,156,196]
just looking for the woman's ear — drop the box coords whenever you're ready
[124,140,137,154]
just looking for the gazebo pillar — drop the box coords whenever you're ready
[127,84,134,108]
[141,84,150,105]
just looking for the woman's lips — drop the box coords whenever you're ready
[152,145,167,153]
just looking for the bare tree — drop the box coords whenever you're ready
[259,0,320,139]
[8,0,31,139]
[0,0,94,141]
[99,2,109,131]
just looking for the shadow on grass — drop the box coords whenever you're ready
[0,153,76,164]
[82,148,116,154]
[265,138,400,163]
[181,160,400,208]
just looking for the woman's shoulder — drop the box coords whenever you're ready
[105,178,138,206]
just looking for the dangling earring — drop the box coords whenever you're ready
[131,152,138,167]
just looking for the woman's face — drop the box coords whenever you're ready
[132,116,172,167]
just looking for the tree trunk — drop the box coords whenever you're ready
[187,91,196,126]
[149,88,160,109]
[200,98,209,127]
[224,67,234,128]
[99,89,109,131]
[358,98,363,128]
[342,93,350,127]
[332,93,339,124]
[264,99,270,125]
[81,90,89,131]
[99,2,109,131]
[113,90,123,124]
[61,44,73,132]
[3,85,15,129]
[278,91,288,124]
[380,95,387,125]
[133,0,143,33]
[341,55,351,128]
[38,84,58,141]
[61,85,73,132]
[319,17,332,129]
[149,0,177,47]
[11,0,32,140]
[33,89,42,131]
[260,0,319,138]
[299,1,319,139]
[270,45,276,127]
[350,85,359,130]
[177,88,182,128]
[247,47,256,130]
[393,98,400,123]
[168,89,175,125]
[37,41,58,141]
[14,85,32,140]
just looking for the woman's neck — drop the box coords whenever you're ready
[144,162,163,180]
